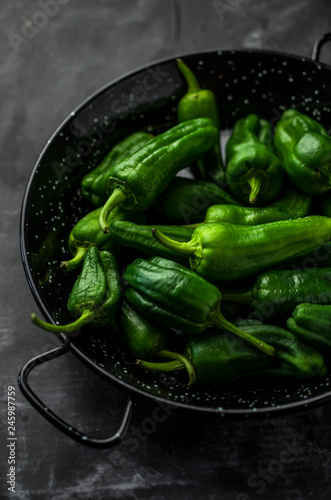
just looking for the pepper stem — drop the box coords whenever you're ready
[137,359,185,375]
[60,243,93,272]
[30,309,94,335]
[158,349,196,386]
[176,58,201,94]
[99,188,127,234]
[214,309,275,356]
[247,175,262,204]
[152,228,197,258]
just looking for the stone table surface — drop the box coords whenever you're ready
[1,0,331,499]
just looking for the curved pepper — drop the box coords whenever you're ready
[98,119,219,233]
[176,58,225,185]
[118,300,196,385]
[222,267,331,321]
[137,320,326,385]
[152,216,331,281]
[190,186,311,227]
[154,176,242,225]
[287,303,331,351]
[81,131,154,206]
[225,114,285,205]
[60,206,147,272]
[110,221,193,266]
[273,109,331,195]
[123,256,275,355]
[31,247,121,334]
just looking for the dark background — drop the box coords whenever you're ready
[1,1,331,499]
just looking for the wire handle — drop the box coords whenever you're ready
[18,338,133,448]
[312,33,331,62]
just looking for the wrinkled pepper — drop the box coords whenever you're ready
[98,118,219,233]
[225,114,285,205]
[153,216,331,282]
[222,267,331,321]
[110,221,193,266]
[123,256,275,355]
[81,131,153,206]
[60,206,147,272]
[31,247,121,334]
[197,186,311,227]
[154,176,242,225]
[118,300,195,385]
[176,58,225,184]
[137,320,326,385]
[287,303,331,351]
[273,108,331,195]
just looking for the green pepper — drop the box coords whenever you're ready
[287,303,331,351]
[154,176,242,225]
[98,118,219,233]
[110,221,193,266]
[60,206,148,272]
[152,216,331,282]
[198,186,311,227]
[222,267,331,321]
[278,240,331,270]
[118,300,196,385]
[81,131,154,206]
[123,256,275,355]
[137,320,327,385]
[273,109,331,195]
[31,247,121,334]
[176,58,225,184]
[225,114,285,205]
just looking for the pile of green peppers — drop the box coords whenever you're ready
[31,58,331,388]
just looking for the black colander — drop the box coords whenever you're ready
[19,33,331,447]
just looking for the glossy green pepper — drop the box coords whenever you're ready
[98,118,219,233]
[81,131,153,206]
[123,256,275,355]
[153,216,331,282]
[225,114,285,205]
[278,240,331,270]
[176,58,225,185]
[273,108,331,195]
[137,320,327,385]
[287,303,331,351]
[31,247,121,334]
[118,300,195,385]
[60,206,147,272]
[110,221,193,266]
[190,186,311,227]
[154,176,242,225]
[222,267,331,321]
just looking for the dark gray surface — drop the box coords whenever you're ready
[1,0,331,498]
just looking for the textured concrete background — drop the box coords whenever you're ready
[1,0,331,499]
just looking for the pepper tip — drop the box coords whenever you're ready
[60,261,67,272]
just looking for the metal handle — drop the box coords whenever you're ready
[312,33,331,61]
[18,337,134,448]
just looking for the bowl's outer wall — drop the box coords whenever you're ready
[21,49,331,414]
